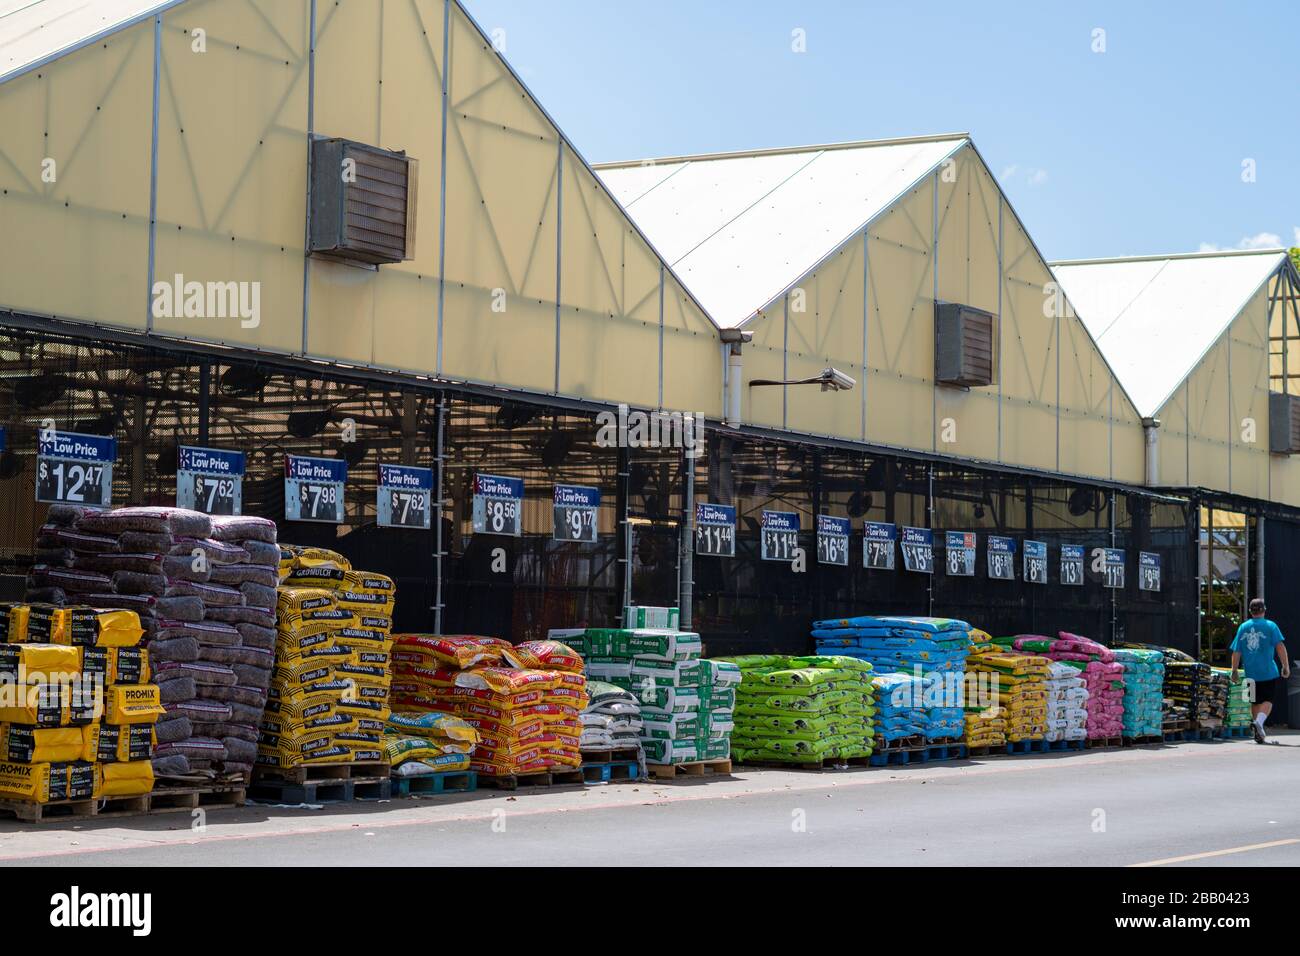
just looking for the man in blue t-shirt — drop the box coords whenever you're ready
[1230,598,1291,744]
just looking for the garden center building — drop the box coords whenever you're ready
[2,0,1299,723]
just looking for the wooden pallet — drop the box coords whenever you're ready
[580,760,640,784]
[868,737,966,767]
[735,754,874,772]
[476,767,586,791]
[1185,723,1219,741]
[98,784,246,817]
[1120,735,1162,748]
[252,760,390,785]
[646,758,732,780]
[0,797,98,824]
[250,760,392,803]
[390,771,477,797]
[578,747,640,765]
[1085,736,1123,749]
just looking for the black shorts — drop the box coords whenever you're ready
[1249,678,1278,704]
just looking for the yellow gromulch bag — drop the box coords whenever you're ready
[100,760,153,796]
[383,734,462,766]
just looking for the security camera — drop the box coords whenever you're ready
[819,367,856,392]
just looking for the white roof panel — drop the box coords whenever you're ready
[1051,250,1286,417]
[597,135,967,328]
[0,0,177,83]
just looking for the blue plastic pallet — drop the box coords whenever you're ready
[390,771,477,797]
[1220,725,1252,739]
[1045,738,1086,752]
[580,760,640,784]
[868,741,965,767]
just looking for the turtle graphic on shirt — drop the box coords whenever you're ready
[1245,631,1263,653]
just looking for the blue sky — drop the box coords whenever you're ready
[462,0,1299,261]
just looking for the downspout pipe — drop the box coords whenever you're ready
[720,329,753,427]
[1141,416,1161,487]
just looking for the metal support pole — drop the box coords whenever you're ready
[433,393,447,634]
[679,445,695,629]
[197,364,210,445]
[617,447,632,612]
[1255,515,1265,604]
[131,394,146,505]
[1109,491,1117,645]
[927,463,934,617]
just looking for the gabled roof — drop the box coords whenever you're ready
[595,134,968,329]
[0,0,181,83]
[1050,248,1288,418]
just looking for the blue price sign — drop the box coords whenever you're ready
[1139,552,1161,592]
[285,456,346,523]
[473,473,523,537]
[864,521,896,570]
[554,484,599,542]
[37,431,116,508]
[1103,548,1125,589]
[696,502,736,557]
[987,535,1016,581]
[1061,544,1085,586]
[378,464,433,529]
[945,531,976,577]
[816,515,850,566]
[177,446,245,516]
[761,510,800,562]
[1024,540,1048,585]
[901,527,933,574]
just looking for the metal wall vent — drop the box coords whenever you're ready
[935,301,995,388]
[310,138,418,267]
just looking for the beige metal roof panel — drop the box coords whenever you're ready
[597,135,967,328]
[0,0,178,83]
[1051,249,1286,418]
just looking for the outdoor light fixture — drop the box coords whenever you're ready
[749,367,857,392]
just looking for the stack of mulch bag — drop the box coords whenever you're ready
[1215,668,1253,731]
[580,682,645,756]
[0,609,164,802]
[1043,661,1089,742]
[1113,648,1164,738]
[383,711,479,777]
[389,635,588,778]
[963,632,1007,749]
[1006,633,1124,740]
[26,506,279,783]
[258,547,395,770]
[811,615,970,676]
[968,647,1050,743]
[727,654,875,764]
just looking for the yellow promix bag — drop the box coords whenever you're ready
[99,760,154,797]
[104,685,165,725]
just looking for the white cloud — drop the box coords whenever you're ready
[999,164,1048,187]
[1198,231,1284,253]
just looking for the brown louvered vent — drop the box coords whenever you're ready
[935,302,995,388]
[1269,391,1300,454]
[310,138,418,267]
